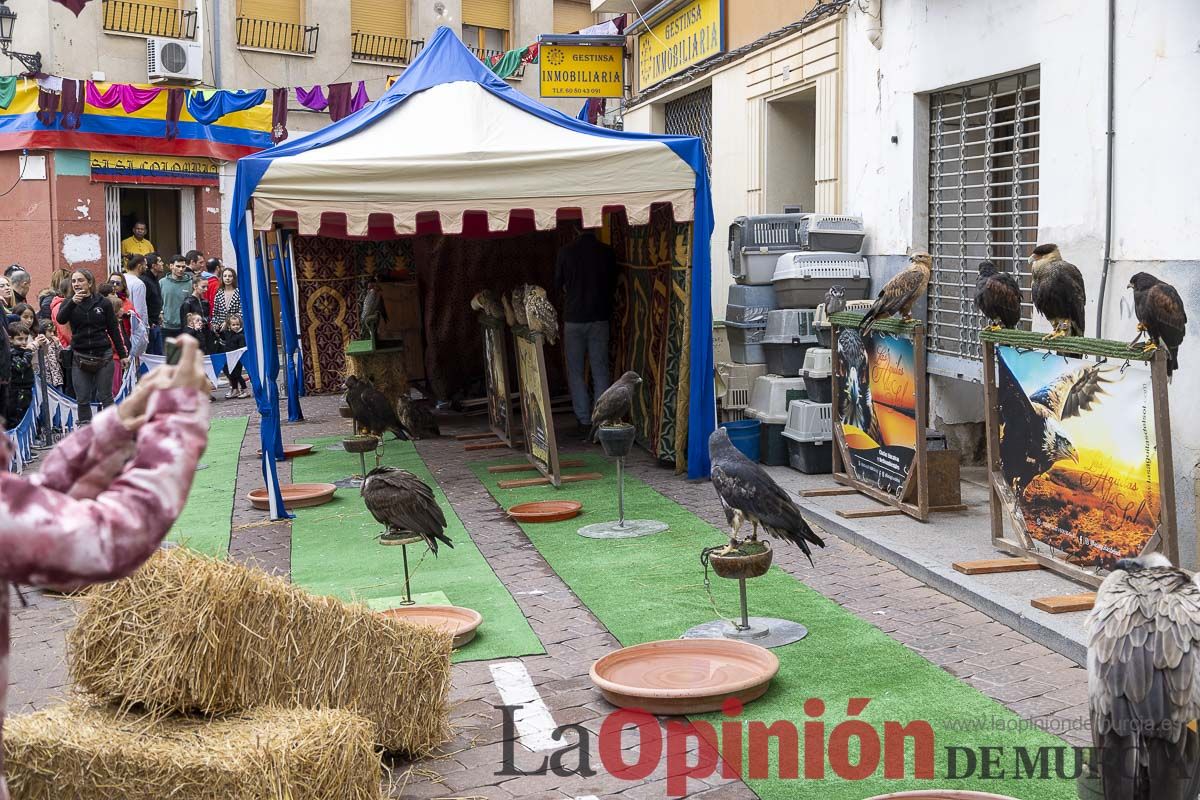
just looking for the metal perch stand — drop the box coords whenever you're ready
[380,531,424,606]
[577,424,668,539]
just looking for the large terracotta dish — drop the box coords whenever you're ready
[590,638,779,715]
[864,793,1022,800]
[247,483,337,510]
[508,500,583,523]
[380,605,483,648]
[255,443,314,458]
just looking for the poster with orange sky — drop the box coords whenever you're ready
[837,329,917,498]
[996,346,1159,569]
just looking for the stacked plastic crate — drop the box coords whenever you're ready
[725,213,869,470]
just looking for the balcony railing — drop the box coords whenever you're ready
[351,32,424,64]
[103,0,197,39]
[469,46,525,79]
[236,16,319,54]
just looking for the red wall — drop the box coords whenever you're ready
[0,151,55,292]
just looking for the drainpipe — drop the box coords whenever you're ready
[1093,0,1116,337]
[863,0,883,49]
[209,0,222,88]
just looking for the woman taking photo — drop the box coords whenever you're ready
[56,269,129,424]
[211,266,241,332]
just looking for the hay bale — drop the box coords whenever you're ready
[4,701,382,800]
[67,548,452,755]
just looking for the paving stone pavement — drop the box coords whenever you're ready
[6,392,1092,799]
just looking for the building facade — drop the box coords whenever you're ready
[1,0,601,289]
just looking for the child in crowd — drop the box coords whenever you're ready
[181,312,210,353]
[219,313,247,399]
[36,319,63,390]
[6,321,38,427]
[12,303,35,330]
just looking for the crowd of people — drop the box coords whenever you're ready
[0,221,246,431]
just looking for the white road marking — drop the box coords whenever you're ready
[489,661,564,752]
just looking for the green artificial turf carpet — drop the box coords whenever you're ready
[291,436,544,664]
[168,416,249,557]
[474,454,1076,800]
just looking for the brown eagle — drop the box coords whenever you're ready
[974,261,1022,330]
[345,375,410,441]
[1030,243,1086,340]
[1088,552,1200,800]
[361,467,453,555]
[589,371,642,442]
[1129,272,1186,375]
[524,285,560,345]
[470,290,506,324]
[860,252,932,333]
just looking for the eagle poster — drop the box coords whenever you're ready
[515,334,552,472]
[836,329,918,498]
[482,323,511,442]
[996,346,1159,569]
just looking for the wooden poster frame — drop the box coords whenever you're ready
[981,329,1177,588]
[512,328,563,487]
[829,311,930,522]
[480,317,519,448]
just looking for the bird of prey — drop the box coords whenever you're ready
[510,286,530,327]
[836,328,882,446]
[361,467,454,555]
[1088,552,1200,800]
[396,394,440,439]
[974,261,1023,330]
[360,281,387,342]
[345,375,411,441]
[997,355,1111,498]
[589,371,643,442]
[1030,243,1086,340]
[709,428,825,565]
[1129,272,1187,375]
[470,290,506,324]
[860,252,932,333]
[824,285,846,317]
[524,285,560,345]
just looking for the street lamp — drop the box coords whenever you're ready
[0,1,42,75]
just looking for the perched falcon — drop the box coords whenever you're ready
[360,281,387,341]
[860,252,932,333]
[997,355,1111,498]
[824,285,846,317]
[1088,552,1200,800]
[362,467,453,555]
[589,371,642,442]
[1030,243,1086,340]
[396,395,440,439]
[974,261,1023,330]
[523,285,560,345]
[510,286,530,327]
[709,428,824,565]
[1129,272,1187,375]
[345,375,411,441]
[470,290,506,324]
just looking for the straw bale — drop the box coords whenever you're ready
[67,548,452,755]
[4,701,382,800]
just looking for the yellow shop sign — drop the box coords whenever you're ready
[637,0,724,90]
[539,44,625,98]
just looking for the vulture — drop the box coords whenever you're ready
[510,286,530,328]
[709,428,825,565]
[860,252,932,333]
[589,371,642,442]
[524,285,560,345]
[974,261,1023,330]
[345,375,411,441]
[1088,552,1200,800]
[396,394,440,439]
[470,290,506,324]
[360,281,386,342]
[1030,243,1086,340]
[1129,272,1187,376]
[997,354,1111,498]
[824,285,846,317]
[361,467,454,555]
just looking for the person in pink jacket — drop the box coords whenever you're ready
[0,335,211,800]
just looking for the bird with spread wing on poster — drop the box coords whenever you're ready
[1129,272,1187,376]
[1088,552,1200,800]
[997,355,1112,498]
[1030,243,1086,340]
[524,285,560,345]
[588,371,642,442]
[362,467,454,554]
[859,252,932,333]
[837,328,883,446]
[470,289,506,325]
[708,428,825,565]
[974,261,1023,330]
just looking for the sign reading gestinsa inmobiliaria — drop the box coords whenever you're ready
[637,0,724,91]
[540,44,625,98]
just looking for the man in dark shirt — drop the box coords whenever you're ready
[143,254,165,355]
[554,229,617,435]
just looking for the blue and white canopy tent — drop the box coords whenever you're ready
[230,27,715,519]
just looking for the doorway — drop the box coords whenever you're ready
[763,88,816,214]
[119,187,181,258]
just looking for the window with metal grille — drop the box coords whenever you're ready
[927,68,1040,377]
[664,87,712,176]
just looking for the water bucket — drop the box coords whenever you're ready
[721,419,761,462]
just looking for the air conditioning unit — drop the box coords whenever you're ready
[147,37,203,83]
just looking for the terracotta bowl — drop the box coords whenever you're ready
[342,435,380,454]
[255,443,314,458]
[247,483,337,511]
[863,793,1022,800]
[590,638,779,716]
[508,500,583,523]
[380,605,483,648]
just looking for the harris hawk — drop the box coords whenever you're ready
[1128,272,1187,375]
[974,261,1023,330]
